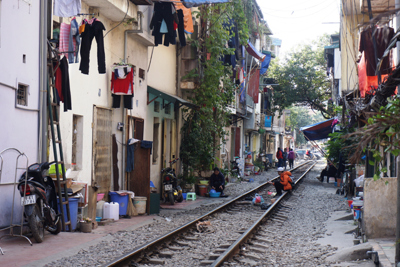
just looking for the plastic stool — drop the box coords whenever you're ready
[186,193,196,201]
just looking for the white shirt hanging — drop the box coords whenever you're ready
[54,0,81,18]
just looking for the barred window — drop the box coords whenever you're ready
[17,84,28,106]
[164,103,171,114]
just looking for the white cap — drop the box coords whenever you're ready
[277,167,284,172]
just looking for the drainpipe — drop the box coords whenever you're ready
[122,12,143,189]
[38,0,49,162]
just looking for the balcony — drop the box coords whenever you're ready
[360,0,394,14]
[82,0,137,21]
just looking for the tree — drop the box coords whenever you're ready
[285,106,324,146]
[180,0,249,179]
[269,35,334,119]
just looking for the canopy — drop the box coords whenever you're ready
[148,86,197,109]
[300,118,336,141]
[245,42,266,62]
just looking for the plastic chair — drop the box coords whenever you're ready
[186,192,196,201]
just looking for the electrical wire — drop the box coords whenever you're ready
[148,47,155,72]
[263,0,335,13]
[104,0,130,38]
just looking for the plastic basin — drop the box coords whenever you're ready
[209,192,221,198]
[109,192,129,216]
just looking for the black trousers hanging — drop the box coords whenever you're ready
[79,20,106,75]
[112,94,133,109]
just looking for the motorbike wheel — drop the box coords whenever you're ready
[48,217,62,235]
[168,192,175,205]
[28,203,45,243]
[177,192,183,202]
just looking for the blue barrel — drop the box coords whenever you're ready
[109,192,129,216]
[57,198,79,231]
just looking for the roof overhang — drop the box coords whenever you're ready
[246,42,266,62]
[150,0,231,8]
[147,86,197,109]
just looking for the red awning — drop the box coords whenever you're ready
[245,42,266,62]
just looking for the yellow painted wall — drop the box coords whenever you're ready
[147,45,177,95]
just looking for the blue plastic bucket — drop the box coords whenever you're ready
[57,197,79,231]
[182,193,187,200]
[109,192,129,216]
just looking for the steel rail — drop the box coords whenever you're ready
[103,161,314,267]
[210,161,317,267]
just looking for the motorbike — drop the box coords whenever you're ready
[230,156,240,177]
[17,161,62,243]
[161,158,183,205]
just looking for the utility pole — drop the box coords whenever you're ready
[396,0,400,264]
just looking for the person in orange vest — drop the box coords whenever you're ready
[276,148,283,167]
[268,167,292,196]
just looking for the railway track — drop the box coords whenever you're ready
[103,161,316,267]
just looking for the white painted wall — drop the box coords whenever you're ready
[0,0,40,228]
[54,2,150,192]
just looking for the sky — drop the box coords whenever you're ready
[258,0,341,57]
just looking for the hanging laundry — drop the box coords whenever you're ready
[68,17,80,63]
[358,52,389,98]
[59,23,71,53]
[79,18,106,74]
[176,9,186,47]
[54,0,81,18]
[53,57,72,112]
[111,65,134,110]
[359,26,395,76]
[150,2,177,47]
[174,2,194,34]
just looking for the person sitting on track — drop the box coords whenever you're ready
[210,167,225,196]
[268,167,292,196]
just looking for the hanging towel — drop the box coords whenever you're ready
[126,140,136,172]
[59,23,71,53]
[141,141,153,154]
[54,0,81,18]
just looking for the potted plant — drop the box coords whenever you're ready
[80,217,92,233]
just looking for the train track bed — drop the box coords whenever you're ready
[104,163,316,266]
[45,162,329,267]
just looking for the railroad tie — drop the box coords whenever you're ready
[253,236,273,243]
[208,253,222,260]
[147,259,165,265]
[239,258,260,266]
[243,253,262,261]
[175,241,190,246]
[219,243,232,248]
[249,246,267,254]
[167,246,184,251]
[273,214,288,220]
[214,248,226,253]
[184,236,199,241]
[158,251,173,258]
[252,242,269,249]
[200,260,215,265]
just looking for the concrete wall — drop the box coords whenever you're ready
[364,177,397,238]
[0,0,40,228]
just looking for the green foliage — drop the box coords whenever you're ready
[268,35,333,118]
[356,96,400,178]
[180,3,247,180]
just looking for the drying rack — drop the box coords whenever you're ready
[0,148,31,255]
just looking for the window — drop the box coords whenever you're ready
[139,68,145,80]
[154,101,160,113]
[164,103,171,114]
[17,83,28,106]
[72,115,84,170]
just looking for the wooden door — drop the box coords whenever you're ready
[234,127,241,157]
[163,119,172,168]
[129,144,151,213]
[92,106,112,194]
